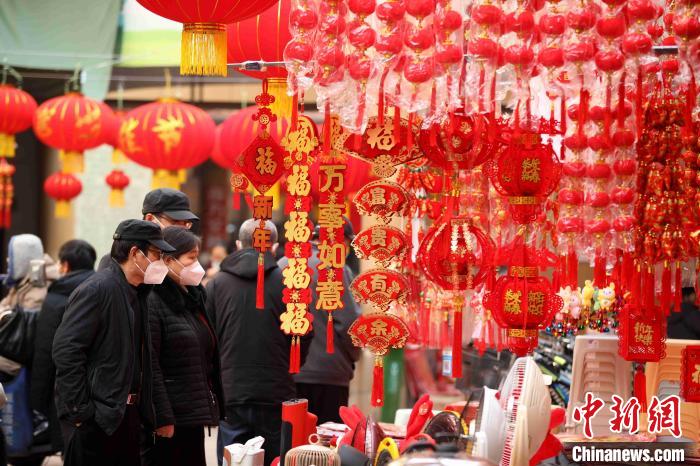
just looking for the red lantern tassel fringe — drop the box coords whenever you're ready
[323,103,331,155]
[674,262,682,312]
[661,263,671,316]
[372,357,384,407]
[594,254,606,287]
[326,313,334,354]
[256,253,265,310]
[289,337,301,374]
[622,252,634,293]
[568,250,578,289]
[452,307,463,378]
[634,365,647,413]
[644,268,655,310]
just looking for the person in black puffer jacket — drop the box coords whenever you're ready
[31,239,96,452]
[141,227,224,466]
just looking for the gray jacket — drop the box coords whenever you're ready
[278,247,362,387]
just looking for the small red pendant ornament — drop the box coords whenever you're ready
[354,180,411,223]
[351,269,409,312]
[681,346,700,403]
[43,171,83,218]
[342,116,422,178]
[281,114,318,373]
[352,226,410,268]
[236,80,286,310]
[348,313,410,407]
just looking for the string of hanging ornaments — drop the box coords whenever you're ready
[266,0,700,408]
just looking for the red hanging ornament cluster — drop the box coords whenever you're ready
[44,172,82,218]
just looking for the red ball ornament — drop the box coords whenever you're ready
[539,13,567,36]
[319,12,346,34]
[673,15,700,41]
[348,54,373,81]
[563,134,589,151]
[348,21,377,50]
[471,4,503,25]
[468,37,499,59]
[44,171,82,218]
[538,47,565,68]
[613,216,635,231]
[558,188,585,205]
[564,41,596,63]
[405,27,435,51]
[505,44,535,66]
[563,161,588,177]
[286,41,315,62]
[436,10,463,31]
[596,14,627,39]
[558,216,585,233]
[627,0,657,21]
[376,1,406,22]
[376,32,404,55]
[506,10,536,35]
[595,49,625,72]
[613,130,635,147]
[437,44,464,65]
[317,46,346,68]
[611,187,635,204]
[105,169,130,208]
[586,218,611,235]
[291,8,319,30]
[586,162,613,179]
[405,0,436,19]
[348,0,376,16]
[567,9,597,31]
[587,191,611,208]
[404,59,435,84]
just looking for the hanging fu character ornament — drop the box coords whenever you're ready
[236,82,285,310]
[352,226,410,268]
[348,313,410,407]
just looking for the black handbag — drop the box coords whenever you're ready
[0,306,38,366]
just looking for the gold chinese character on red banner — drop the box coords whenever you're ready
[318,241,346,270]
[634,322,653,346]
[253,227,272,253]
[284,211,311,243]
[253,196,273,220]
[319,164,345,193]
[282,258,311,289]
[287,165,311,197]
[280,303,311,335]
[316,280,344,311]
[318,202,345,229]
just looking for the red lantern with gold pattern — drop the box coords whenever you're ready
[33,92,110,174]
[419,112,494,171]
[119,98,215,189]
[0,84,37,159]
[136,0,279,76]
[350,269,410,312]
[486,132,562,223]
[348,313,410,406]
[352,226,410,268]
[44,172,82,218]
[681,345,700,403]
[226,1,293,115]
[105,169,130,208]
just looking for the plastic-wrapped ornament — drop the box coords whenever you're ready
[285,0,320,97]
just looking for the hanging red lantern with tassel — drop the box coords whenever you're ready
[44,171,82,218]
[33,92,110,174]
[136,0,278,76]
[105,169,130,208]
[119,98,215,189]
[349,313,410,407]
[0,83,36,228]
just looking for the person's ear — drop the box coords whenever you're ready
[144,213,156,222]
[236,240,243,250]
[271,243,279,254]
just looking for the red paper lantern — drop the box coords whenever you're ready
[33,92,110,174]
[136,0,278,76]
[119,98,215,188]
[105,169,130,208]
[226,1,293,114]
[486,132,562,223]
[44,172,82,218]
[0,84,37,158]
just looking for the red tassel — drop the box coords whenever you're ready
[326,313,334,354]
[294,337,301,373]
[378,68,389,126]
[393,82,401,143]
[232,192,241,210]
[594,254,606,287]
[291,93,299,130]
[371,358,384,407]
[560,94,567,137]
[636,69,643,137]
[452,307,463,378]
[407,112,415,151]
[622,253,633,292]
[674,262,682,312]
[661,263,671,315]
[634,365,647,412]
[256,253,265,310]
[567,250,578,289]
[289,338,297,374]
[645,268,655,310]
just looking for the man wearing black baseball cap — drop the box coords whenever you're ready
[98,189,198,270]
[53,220,174,466]
[142,188,199,228]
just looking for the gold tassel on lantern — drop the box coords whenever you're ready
[109,188,125,208]
[181,23,227,77]
[55,200,71,218]
[267,78,293,120]
[152,169,182,190]
[0,133,15,158]
[111,148,128,165]
[59,150,84,174]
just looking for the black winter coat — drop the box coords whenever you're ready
[205,249,312,407]
[30,269,93,450]
[52,260,155,435]
[148,277,224,428]
[667,301,700,339]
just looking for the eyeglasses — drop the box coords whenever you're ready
[146,248,164,260]
[156,215,193,229]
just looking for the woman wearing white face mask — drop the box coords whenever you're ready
[141,227,224,466]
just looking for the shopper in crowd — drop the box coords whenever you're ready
[667,287,700,339]
[53,220,174,466]
[30,239,97,453]
[142,227,223,466]
[278,218,362,423]
[206,219,312,466]
[98,188,199,270]
[203,242,227,286]
[0,234,58,375]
